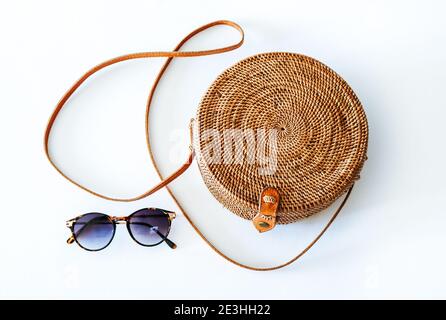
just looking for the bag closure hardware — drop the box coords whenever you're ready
[253,187,280,232]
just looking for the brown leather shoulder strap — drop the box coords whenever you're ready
[44,20,243,202]
[45,20,350,271]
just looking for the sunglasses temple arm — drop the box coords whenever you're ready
[130,222,177,249]
[67,235,75,244]
[161,235,177,249]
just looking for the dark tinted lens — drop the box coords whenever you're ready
[73,213,115,251]
[128,209,170,246]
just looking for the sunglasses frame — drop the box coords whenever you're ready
[66,208,177,251]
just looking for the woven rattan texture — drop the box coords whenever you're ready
[195,52,368,224]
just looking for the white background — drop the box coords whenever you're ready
[1,0,445,299]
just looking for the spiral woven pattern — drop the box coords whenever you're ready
[195,52,368,224]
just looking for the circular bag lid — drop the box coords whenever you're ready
[195,52,368,224]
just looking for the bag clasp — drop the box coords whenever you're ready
[253,187,280,233]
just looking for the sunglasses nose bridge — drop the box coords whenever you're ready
[111,216,128,224]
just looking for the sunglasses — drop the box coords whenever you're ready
[66,208,177,251]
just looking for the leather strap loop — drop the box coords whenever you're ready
[45,20,351,271]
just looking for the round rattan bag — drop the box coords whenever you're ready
[194,52,368,233]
